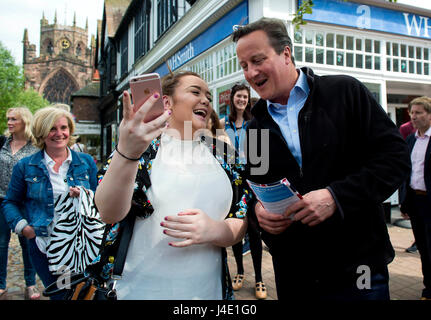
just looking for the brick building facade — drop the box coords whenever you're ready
[22,12,95,104]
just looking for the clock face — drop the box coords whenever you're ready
[60,39,70,49]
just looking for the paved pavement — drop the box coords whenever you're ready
[2,207,424,300]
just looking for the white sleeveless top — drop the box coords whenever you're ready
[116,133,233,300]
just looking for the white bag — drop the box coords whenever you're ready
[46,187,105,274]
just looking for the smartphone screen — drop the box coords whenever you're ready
[129,73,165,122]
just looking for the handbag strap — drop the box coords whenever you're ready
[112,213,136,278]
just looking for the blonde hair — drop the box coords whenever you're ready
[50,103,71,112]
[5,107,36,144]
[32,106,76,149]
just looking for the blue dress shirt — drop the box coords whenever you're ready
[267,69,310,168]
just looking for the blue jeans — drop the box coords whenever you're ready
[27,238,65,300]
[0,200,37,290]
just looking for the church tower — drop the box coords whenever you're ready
[23,11,95,104]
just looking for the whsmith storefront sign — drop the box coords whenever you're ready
[301,0,431,39]
[154,0,248,76]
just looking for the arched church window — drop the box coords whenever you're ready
[42,69,78,104]
[76,44,82,56]
[47,41,53,55]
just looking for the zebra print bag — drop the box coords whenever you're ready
[46,187,105,275]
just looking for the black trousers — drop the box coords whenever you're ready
[409,193,431,298]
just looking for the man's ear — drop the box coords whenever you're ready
[283,46,293,65]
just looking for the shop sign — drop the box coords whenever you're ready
[154,0,248,76]
[219,89,231,106]
[301,0,431,39]
[75,123,101,135]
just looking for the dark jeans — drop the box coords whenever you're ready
[272,255,390,301]
[409,193,431,298]
[0,198,37,290]
[27,238,64,300]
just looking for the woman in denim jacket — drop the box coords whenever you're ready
[2,106,98,299]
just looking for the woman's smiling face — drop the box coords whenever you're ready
[165,75,213,138]
[44,116,70,152]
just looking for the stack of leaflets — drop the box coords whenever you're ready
[246,178,302,216]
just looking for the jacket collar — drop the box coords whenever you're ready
[251,66,316,119]
[29,149,84,167]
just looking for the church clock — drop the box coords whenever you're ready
[60,39,70,49]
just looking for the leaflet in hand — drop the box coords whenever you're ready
[246,178,302,215]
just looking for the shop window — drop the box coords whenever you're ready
[374,57,380,70]
[374,41,380,54]
[409,46,414,58]
[157,0,193,38]
[135,0,151,61]
[365,39,372,53]
[316,33,324,47]
[120,31,128,76]
[401,44,407,57]
[294,46,303,62]
[346,36,354,50]
[327,50,334,65]
[392,43,399,56]
[346,53,354,67]
[401,60,407,73]
[326,33,334,48]
[387,41,429,76]
[306,47,314,63]
[336,51,344,66]
[336,35,344,49]
[294,30,303,43]
[356,39,362,51]
[305,31,313,44]
[316,49,324,64]
[356,54,363,68]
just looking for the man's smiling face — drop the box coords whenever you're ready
[236,30,293,105]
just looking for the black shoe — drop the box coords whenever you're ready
[406,244,417,253]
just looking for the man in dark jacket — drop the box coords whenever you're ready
[233,18,410,300]
[400,96,431,300]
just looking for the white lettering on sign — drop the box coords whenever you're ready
[403,13,430,37]
[356,5,371,29]
[168,43,195,70]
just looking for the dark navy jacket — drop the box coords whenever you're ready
[245,67,411,281]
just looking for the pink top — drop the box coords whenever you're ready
[399,121,415,140]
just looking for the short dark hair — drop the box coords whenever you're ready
[229,83,252,123]
[232,17,294,63]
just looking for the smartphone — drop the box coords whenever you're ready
[129,73,164,123]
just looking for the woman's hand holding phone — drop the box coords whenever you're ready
[117,90,171,159]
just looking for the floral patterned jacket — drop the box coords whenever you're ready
[93,135,251,300]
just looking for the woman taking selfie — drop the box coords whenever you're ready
[2,106,98,299]
[95,71,250,300]
[0,107,39,300]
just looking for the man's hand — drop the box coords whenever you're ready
[255,201,294,235]
[285,189,336,227]
[255,188,337,234]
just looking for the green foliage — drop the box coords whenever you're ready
[293,0,398,30]
[0,41,49,134]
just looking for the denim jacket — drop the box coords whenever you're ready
[2,149,98,237]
